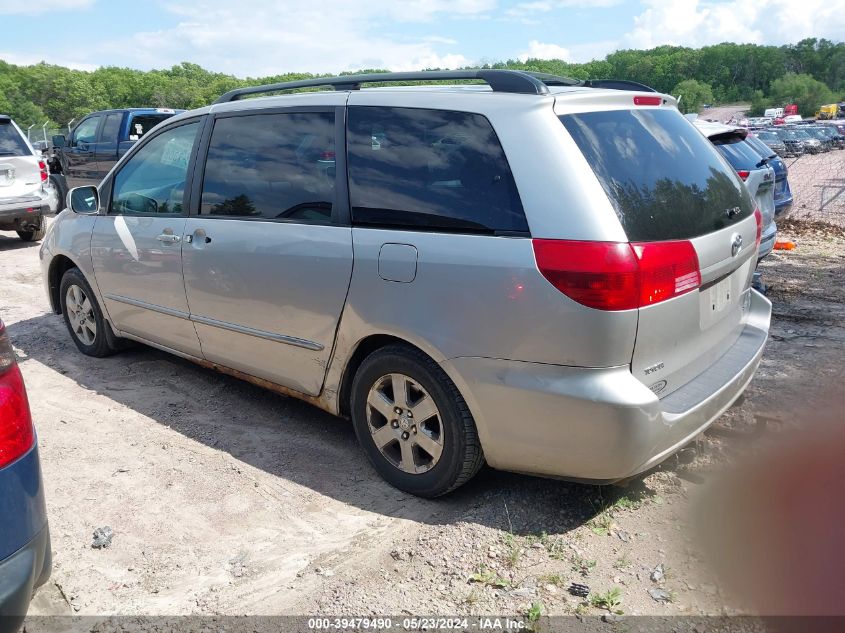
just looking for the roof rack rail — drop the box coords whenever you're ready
[214,70,580,103]
[212,70,657,104]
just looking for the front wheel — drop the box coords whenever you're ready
[350,344,484,497]
[59,268,120,357]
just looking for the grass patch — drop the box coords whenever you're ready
[613,554,631,570]
[539,573,567,587]
[570,554,597,576]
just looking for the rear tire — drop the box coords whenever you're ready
[350,344,484,497]
[59,268,121,357]
[50,174,68,212]
[17,222,46,242]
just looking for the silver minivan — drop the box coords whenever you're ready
[41,71,771,497]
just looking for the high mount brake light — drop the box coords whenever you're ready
[532,239,701,311]
[633,95,663,106]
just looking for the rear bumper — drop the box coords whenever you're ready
[758,221,777,261]
[0,188,54,225]
[0,525,51,626]
[445,290,771,482]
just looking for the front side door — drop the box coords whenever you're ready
[64,115,101,187]
[182,107,353,396]
[90,118,204,357]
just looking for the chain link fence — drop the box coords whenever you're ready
[782,149,845,227]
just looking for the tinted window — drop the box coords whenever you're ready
[99,113,122,143]
[127,113,176,140]
[744,134,775,159]
[112,121,199,216]
[713,136,766,171]
[0,122,29,156]
[200,112,335,222]
[560,109,753,241]
[347,107,527,234]
[73,117,100,145]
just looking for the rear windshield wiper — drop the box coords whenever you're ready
[756,157,769,168]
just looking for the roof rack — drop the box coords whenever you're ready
[213,70,656,104]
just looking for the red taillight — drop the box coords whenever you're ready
[754,208,762,246]
[38,160,48,182]
[0,322,34,469]
[319,151,336,161]
[532,239,701,311]
[736,170,750,181]
[633,95,662,106]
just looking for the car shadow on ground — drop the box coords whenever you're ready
[10,312,658,537]
[0,233,41,251]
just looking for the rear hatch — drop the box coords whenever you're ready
[558,106,759,399]
[0,117,42,201]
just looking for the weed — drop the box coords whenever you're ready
[469,565,510,589]
[570,554,597,576]
[539,573,566,587]
[463,588,482,607]
[525,601,543,630]
[590,587,623,612]
[613,555,631,570]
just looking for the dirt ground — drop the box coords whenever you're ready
[1,215,843,622]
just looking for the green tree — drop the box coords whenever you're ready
[671,79,714,114]
[768,72,836,117]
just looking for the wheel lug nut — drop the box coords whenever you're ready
[391,420,399,428]
[394,407,402,414]
[407,411,413,418]
[401,432,409,440]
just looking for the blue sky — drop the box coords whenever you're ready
[0,0,841,76]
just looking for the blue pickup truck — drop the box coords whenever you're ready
[49,108,183,209]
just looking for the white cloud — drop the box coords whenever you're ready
[517,40,572,62]
[624,0,845,49]
[0,0,93,15]
[507,0,620,18]
[89,0,486,75]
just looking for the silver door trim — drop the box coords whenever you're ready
[103,293,190,320]
[189,314,325,351]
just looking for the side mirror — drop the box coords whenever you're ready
[68,186,99,215]
[52,135,66,148]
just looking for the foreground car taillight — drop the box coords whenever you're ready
[0,321,34,469]
[38,160,49,183]
[532,239,701,311]
[754,208,763,246]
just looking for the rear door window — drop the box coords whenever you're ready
[99,113,123,142]
[199,112,336,223]
[0,121,29,156]
[347,106,528,234]
[560,109,753,241]
[127,114,176,141]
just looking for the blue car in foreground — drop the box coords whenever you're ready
[0,319,50,631]
[746,131,793,215]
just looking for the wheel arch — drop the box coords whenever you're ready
[47,254,81,314]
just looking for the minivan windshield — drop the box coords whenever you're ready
[0,121,29,157]
[560,108,753,241]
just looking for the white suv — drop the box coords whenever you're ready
[0,115,57,241]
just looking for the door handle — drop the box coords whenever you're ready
[156,233,181,245]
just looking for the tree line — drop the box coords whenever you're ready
[1,38,843,129]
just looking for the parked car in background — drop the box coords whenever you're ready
[788,127,823,154]
[772,127,806,156]
[764,107,784,119]
[745,132,793,216]
[49,107,183,210]
[801,126,835,152]
[0,115,57,242]
[814,125,845,149]
[0,318,51,627]
[782,114,803,124]
[695,120,776,261]
[754,129,788,156]
[817,104,838,120]
[41,70,771,497]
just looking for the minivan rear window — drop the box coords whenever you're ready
[0,121,29,157]
[560,109,753,242]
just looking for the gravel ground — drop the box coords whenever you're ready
[0,215,841,623]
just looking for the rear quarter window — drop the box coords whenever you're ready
[347,106,528,234]
[712,136,765,171]
[0,122,30,156]
[560,109,754,242]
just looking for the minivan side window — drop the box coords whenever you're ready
[199,112,336,222]
[72,117,101,146]
[111,121,200,216]
[347,107,528,234]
